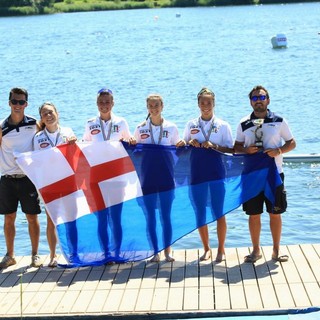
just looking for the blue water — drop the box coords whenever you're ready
[0,3,319,256]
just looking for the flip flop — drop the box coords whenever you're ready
[272,254,289,262]
[244,253,262,263]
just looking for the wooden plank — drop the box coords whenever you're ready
[71,289,95,313]
[199,286,214,310]
[183,286,198,310]
[135,288,153,312]
[151,287,169,311]
[102,288,124,312]
[118,288,139,312]
[55,290,79,313]
[38,290,65,314]
[86,289,110,313]
[288,282,311,307]
[23,290,50,314]
[1,245,320,319]
[0,292,21,315]
[289,245,317,283]
[300,244,320,282]
[214,285,230,310]
[258,284,279,309]
[167,287,184,311]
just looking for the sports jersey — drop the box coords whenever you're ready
[33,126,75,151]
[0,115,37,175]
[83,113,131,142]
[235,109,294,173]
[183,116,233,148]
[134,118,180,146]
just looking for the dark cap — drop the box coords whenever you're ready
[97,87,113,96]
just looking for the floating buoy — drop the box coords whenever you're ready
[271,33,287,49]
[176,13,181,18]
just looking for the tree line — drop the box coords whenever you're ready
[0,0,317,16]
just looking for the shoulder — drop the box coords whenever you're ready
[112,114,128,124]
[163,119,178,129]
[34,130,45,138]
[136,120,147,129]
[215,117,231,127]
[86,116,98,124]
[24,115,37,125]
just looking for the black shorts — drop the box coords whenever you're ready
[243,173,287,215]
[0,175,41,215]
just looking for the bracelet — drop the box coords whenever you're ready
[278,148,282,155]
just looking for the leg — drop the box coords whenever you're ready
[143,194,159,259]
[198,225,211,261]
[191,184,210,260]
[159,191,174,262]
[109,204,123,258]
[4,212,17,257]
[216,216,226,262]
[248,214,261,256]
[46,211,58,266]
[25,213,40,256]
[269,213,287,260]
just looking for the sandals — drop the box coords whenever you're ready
[272,254,289,262]
[244,253,262,263]
[48,258,58,268]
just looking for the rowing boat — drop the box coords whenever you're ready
[283,153,320,163]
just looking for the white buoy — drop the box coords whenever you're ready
[271,33,287,49]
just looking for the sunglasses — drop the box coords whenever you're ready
[251,95,267,102]
[10,99,27,105]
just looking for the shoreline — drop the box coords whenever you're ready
[0,0,319,17]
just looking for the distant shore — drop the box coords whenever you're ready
[0,0,319,17]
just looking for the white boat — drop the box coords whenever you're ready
[283,153,320,163]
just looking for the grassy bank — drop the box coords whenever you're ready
[0,0,318,16]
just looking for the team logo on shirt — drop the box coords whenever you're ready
[162,130,169,138]
[191,129,200,134]
[112,125,119,133]
[40,142,50,148]
[91,129,101,135]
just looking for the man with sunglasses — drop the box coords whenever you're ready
[0,87,42,269]
[234,85,296,263]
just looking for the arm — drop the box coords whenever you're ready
[264,138,296,158]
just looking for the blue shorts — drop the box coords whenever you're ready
[243,173,287,215]
[0,175,41,215]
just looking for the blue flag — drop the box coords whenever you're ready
[15,141,281,267]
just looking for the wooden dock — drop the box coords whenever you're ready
[1,244,320,319]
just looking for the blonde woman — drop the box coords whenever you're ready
[132,94,185,262]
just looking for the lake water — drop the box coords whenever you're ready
[0,3,319,256]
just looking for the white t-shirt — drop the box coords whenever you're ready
[134,118,180,146]
[183,116,234,148]
[83,113,131,142]
[33,126,75,150]
[0,115,37,175]
[235,110,294,173]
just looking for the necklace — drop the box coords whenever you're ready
[99,118,112,141]
[44,127,61,147]
[149,119,163,145]
[198,116,215,142]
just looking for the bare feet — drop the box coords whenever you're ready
[215,252,226,263]
[165,254,175,262]
[200,250,211,261]
[150,254,160,262]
